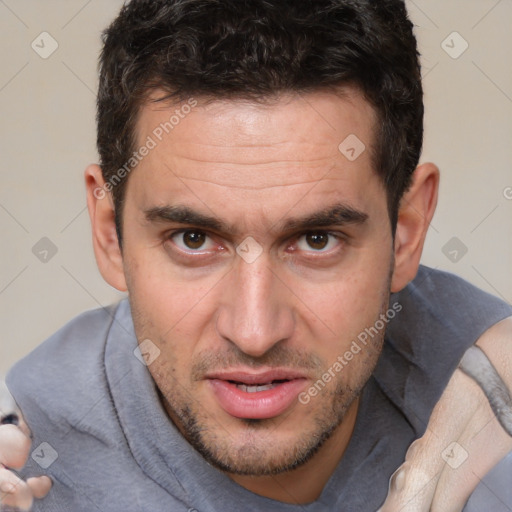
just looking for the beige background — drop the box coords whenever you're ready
[1,0,511,374]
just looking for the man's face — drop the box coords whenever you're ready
[121,89,394,475]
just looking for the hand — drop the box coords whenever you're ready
[0,381,52,511]
[379,316,512,512]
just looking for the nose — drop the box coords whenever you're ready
[216,253,295,358]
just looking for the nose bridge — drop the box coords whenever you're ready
[217,255,294,357]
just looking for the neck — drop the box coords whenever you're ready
[227,396,360,504]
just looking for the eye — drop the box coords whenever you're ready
[296,232,340,253]
[171,230,215,252]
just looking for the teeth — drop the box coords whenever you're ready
[235,382,278,393]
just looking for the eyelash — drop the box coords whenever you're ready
[165,229,346,260]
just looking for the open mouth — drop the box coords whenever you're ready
[229,379,287,393]
[206,371,307,420]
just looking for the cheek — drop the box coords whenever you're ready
[289,261,390,371]
[125,244,218,327]
[126,267,228,383]
[297,268,389,332]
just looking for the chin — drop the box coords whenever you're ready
[171,392,353,477]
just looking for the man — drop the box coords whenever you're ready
[1,0,511,510]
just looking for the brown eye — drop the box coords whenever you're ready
[182,231,206,249]
[295,232,340,253]
[170,230,216,253]
[305,233,329,250]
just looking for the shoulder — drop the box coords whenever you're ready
[5,302,125,438]
[389,265,512,356]
[375,266,512,432]
[395,265,512,335]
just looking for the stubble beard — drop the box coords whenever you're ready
[154,313,387,477]
[131,261,393,477]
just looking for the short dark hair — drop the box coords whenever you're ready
[97,0,423,244]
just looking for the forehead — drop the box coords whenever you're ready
[137,89,375,178]
[126,88,385,229]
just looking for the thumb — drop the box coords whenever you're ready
[27,475,53,499]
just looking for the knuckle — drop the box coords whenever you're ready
[405,438,426,461]
[0,470,33,510]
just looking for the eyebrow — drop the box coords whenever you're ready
[145,205,226,232]
[281,204,368,232]
[143,203,368,233]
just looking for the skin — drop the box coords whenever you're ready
[84,87,439,504]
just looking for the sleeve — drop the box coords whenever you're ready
[374,265,512,434]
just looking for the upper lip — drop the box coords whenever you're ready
[205,368,307,385]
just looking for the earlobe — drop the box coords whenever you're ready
[391,163,439,293]
[84,164,127,292]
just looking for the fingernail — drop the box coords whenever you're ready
[389,467,406,493]
[0,412,19,426]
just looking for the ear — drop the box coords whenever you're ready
[84,164,127,292]
[391,163,439,292]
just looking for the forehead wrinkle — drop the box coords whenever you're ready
[164,152,338,167]
[167,159,342,191]
[167,138,331,148]
[174,175,335,191]
[155,147,340,171]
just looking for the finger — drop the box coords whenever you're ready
[379,370,483,512]
[27,475,52,499]
[378,461,437,512]
[430,328,512,511]
[0,425,31,470]
[0,467,34,510]
[432,393,512,511]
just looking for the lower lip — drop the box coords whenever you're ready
[208,379,307,419]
